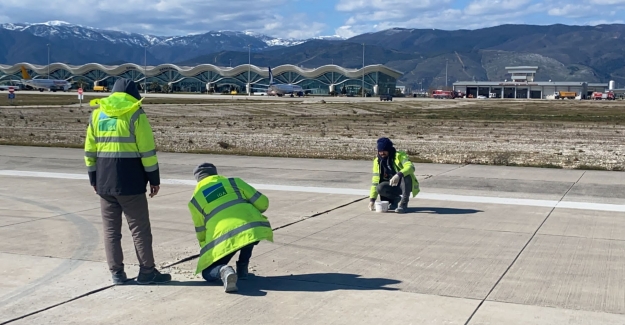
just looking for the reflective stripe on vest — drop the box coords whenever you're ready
[191,177,247,233]
[94,108,145,145]
[199,221,271,256]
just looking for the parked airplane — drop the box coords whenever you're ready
[20,66,71,92]
[266,66,304,97]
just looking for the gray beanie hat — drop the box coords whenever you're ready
[111,78,141,100]
[193,163,218,181]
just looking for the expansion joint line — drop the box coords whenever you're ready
[0,284,117,325]
[463,171,586,325]
[162,196,368,268]
[0,196,366,324]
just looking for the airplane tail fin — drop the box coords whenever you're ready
[268,66,274,85]
[20,66,31,80]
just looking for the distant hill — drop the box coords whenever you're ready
[2,21,624,89]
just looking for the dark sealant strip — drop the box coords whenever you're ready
[0,195,367,324]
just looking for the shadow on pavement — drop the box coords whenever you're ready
[155,273,401,296]
[407,207,483,214]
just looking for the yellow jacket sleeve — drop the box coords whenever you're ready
[133,109,160,185]
[84,113,98,186]
[370,158,380,199]
[236,178,269,213]
[397,151,415,176]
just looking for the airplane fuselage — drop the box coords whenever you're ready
[267,84,304,97]
[22,79,71,92]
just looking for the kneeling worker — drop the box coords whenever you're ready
[188,163,274,292]
[368,137,420,213]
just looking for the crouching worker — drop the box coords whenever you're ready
[368,137,420,213]
[188,163,274,293]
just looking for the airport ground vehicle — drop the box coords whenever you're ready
[432,90,455,99]
[93,85,108,92]
[591,91,615,100]
[554,91,577,99]
[432,90,464,99]
[380,94,393,101]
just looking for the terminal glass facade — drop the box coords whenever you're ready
[0,64,401,95]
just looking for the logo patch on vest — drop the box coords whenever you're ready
[202,183,228,203]
[98,118,117,131]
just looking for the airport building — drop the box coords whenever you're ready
[453,66,611,99]
[0,62,403,96]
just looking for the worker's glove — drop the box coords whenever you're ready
[368,201,375,211]
[390,174,401,186]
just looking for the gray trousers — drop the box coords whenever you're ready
[100,194,155,274]
[377,175,412,205]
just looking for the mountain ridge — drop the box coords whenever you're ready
[1,21,624,89]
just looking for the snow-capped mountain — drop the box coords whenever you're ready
[1,21,161,47]
[0,20,348,64]
[0,21,340,49]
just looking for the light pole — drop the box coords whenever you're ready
[361,43,365,97]
[144,45,147,94]
[47,43,50,79]
[248,44,251,96]
[445,59,448,89]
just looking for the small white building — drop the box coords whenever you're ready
[453,66,608,99]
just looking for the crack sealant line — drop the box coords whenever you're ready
[434,163,468,177]
[162,196,368,269]
[463,171,587,325]
[0,284,118,325]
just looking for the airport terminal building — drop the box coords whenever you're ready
[0,62,403,96]
[453,66,611,99]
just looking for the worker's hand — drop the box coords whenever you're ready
[390,174,401,186]
[368,201,375,211]
[149,185,160,198]
[93,186,97,194]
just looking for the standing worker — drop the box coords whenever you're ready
[188,163,274,293]
[84,78,171,285]
[368,137,420,213]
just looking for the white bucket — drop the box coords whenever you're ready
[375,201,389,213]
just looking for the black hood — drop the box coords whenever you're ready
[111,78,141,100]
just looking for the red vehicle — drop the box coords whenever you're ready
[591,91,615,100]
[432,90,462,99]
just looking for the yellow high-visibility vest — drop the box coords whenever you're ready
[370,150,420,199]
[84,93,158,173]
[188,175,273,274]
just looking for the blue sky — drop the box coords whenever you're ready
[0,0,624,39]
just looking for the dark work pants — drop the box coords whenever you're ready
[100,194,155,275]
[377,175,412,205]
[202,242,258,282]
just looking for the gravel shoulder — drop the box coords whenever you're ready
[1,97,624,170]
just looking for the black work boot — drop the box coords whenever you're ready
[136,269,172,285]
[236,262,249,280]
[112,270,128,285]
[395,196,409,214]
[388,197,400,211]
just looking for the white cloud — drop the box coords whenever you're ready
[464,0,533,15]
[547,4,588,17]
[335,0,625,36]
[588,0,625,4]
[0,0,327,38]
[2,0,624,40]
[586,19,625,24]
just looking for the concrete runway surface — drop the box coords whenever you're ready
[1,145,625,324]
